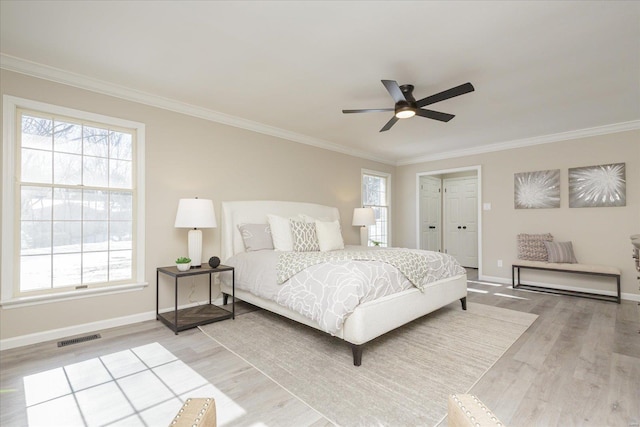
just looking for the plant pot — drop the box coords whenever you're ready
[176,262,191,271]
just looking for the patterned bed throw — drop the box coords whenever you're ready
[277,248,464,291]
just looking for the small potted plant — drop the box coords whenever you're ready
[175,257,191,271]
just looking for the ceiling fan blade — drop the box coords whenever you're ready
[380,116,399,132]
[342,108,394,114]
[416,82,475,107]
[381,80,407,103]
[415,108,455,122]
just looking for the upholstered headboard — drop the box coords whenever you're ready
[221,201,341,261]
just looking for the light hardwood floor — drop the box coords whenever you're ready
[1,273,639,426]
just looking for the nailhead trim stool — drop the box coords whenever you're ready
[169,398,216,427]
[448,394,504,427]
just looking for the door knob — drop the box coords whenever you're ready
[463,226,467,229]
[429,226,436,229]
[457,226,462,229]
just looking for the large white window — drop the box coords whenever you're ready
[2,96,146,305]
[362,169,391,247]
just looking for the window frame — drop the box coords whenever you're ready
[1,95,147,308]
[361,169,391,247]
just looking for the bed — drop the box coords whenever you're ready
[220,200,468,366]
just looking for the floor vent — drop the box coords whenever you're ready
[57,333,101,348]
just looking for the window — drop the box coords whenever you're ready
[2,96,145,304]
[362,170,390,247]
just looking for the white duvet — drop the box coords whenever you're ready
[224,246,465,334]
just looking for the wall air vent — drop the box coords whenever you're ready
[57,334,101,347]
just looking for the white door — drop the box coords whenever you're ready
[419,176,441,251]
[444,177,478,268]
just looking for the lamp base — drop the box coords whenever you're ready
[360,226,369,247]
[187,229,203,267]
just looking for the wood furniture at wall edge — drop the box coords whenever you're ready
[156,264,235,334]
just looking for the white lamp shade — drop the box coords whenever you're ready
[175,198,216,267]
[174,198,217,229]
[352,207,376,226]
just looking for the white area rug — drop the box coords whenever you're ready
[200,302,538,426]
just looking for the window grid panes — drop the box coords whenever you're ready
[18,109,135,295]
[362,172,389,247]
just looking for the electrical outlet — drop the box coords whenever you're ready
[497,259,503,267]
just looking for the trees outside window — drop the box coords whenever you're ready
[362,170,390,247]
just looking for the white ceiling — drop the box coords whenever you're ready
[1,1,639,165]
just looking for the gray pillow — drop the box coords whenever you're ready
[238,223,274,251]
[290,220,320,252]
[544,241,578,263]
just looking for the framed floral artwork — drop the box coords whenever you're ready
[569,163,626,208]
[514,169,560,209]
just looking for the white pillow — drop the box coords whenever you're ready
[315,219,344,252]
[267,214,295,251]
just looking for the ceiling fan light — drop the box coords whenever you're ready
[395,108,415,119]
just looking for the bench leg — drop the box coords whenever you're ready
[512,265,520,289]
[460,297,467,310]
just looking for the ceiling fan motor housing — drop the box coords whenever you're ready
[399,84,417,102]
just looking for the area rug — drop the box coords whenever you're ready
[199,302,537,426]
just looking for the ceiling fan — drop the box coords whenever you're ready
[342,80,475,132]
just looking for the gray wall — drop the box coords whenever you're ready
[2,68,637,344]
[394,131,639,297]
[0,70,393,340]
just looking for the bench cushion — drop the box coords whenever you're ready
[513,260,620,276]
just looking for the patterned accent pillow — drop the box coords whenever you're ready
[544,241,578,263]
[290,220,320,252]
[517,233,553,261]
[238,223,274,252]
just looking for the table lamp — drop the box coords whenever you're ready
[352,207,375,246]
[174,198,217,268]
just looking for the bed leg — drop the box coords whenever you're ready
[223,293,228,305]
[351,344,363,366]
[460,297,467,310]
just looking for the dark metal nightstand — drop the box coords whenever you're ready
[156,264,234,334]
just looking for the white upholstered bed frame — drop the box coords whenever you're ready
[220,200,468,366]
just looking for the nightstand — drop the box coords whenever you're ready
[156,264,234,334]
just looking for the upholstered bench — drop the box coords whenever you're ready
[512,260,621,303]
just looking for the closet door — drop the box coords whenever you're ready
[420,176,441,252]
[444,177,478,268]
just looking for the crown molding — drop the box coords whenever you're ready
[396,120,640,166]
[0,54,395,165]
[3,54,637,168]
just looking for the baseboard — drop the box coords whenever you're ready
[479,274,640,302]
[0,297,225,351]
[476,275,511,285]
